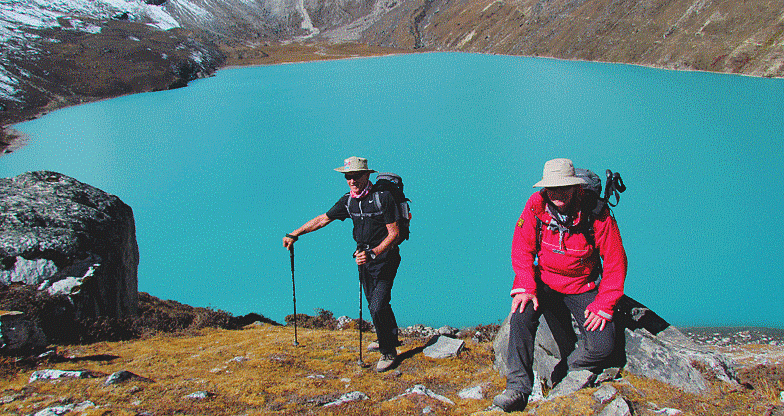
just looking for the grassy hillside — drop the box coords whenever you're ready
[2,318,783,415]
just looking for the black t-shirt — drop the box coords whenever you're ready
[326,190,399,247]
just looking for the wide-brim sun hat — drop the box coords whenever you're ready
[334,156,376,174]
[533,158,588,188]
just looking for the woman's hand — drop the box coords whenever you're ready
[511,293,538,314]
[583,310,608,331]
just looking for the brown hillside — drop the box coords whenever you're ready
[357,0,784,77]
[1,321,783,415]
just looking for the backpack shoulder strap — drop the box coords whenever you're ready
[583,211,596,249]
[535,216,543,254]
[345,195,354,216]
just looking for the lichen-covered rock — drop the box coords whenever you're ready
[546,369,596,399]
[31,400,95,416]
[324,391,369,407]
[0,171,139,320]
[598,396,632,416]
[457,385,485,400]
[423,335,464,359]
[593,384,618,404]
[623,325,738,394]
[29,369,103,382]
[105,370,154,385]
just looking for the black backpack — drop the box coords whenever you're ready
[574,168,626,219]
[536,168,626,262]
[372,173,411,243]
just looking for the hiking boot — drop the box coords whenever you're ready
[375,353,397,372]
[492,389,528,412]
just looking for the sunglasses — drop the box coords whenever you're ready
[344,173,365,180]
[545,185,576,192]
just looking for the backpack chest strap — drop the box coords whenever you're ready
[347,192,384,218]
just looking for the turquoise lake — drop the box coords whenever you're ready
[2,52,782,329]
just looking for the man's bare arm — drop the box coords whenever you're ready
[283,214,334,248]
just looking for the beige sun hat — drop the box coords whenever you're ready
[533,158,588,188]
[334,156,376,174]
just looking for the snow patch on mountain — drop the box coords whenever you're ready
[0,67,19,102]
[166,0,210,22]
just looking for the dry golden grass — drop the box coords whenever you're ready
[1,324,782,415]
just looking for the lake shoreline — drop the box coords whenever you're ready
[0,42,417,155]
[4,40,781,156]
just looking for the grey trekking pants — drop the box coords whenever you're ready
[505,284,615,395]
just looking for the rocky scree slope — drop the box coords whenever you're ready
[347,0,784,78]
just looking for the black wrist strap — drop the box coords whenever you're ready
[286,233,298,241]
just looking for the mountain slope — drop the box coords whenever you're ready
[346,0,784,77]
[0,1,229,147]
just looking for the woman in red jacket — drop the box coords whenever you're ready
[493,158,628,413]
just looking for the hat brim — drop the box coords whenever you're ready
[334,168,376,174]
[532,177,587,188]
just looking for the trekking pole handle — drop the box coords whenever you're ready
[604,170,614,201]
[285,233,298,242]
[613,173,626,193]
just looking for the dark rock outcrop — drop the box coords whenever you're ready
[0,310,47,354]
[493,295,739,395]
[0,171,139,320]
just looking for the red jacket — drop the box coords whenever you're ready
[511,189,627,319]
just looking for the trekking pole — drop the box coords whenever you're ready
[354,249,370,368]
[359,269,365,367]
[289,244,299,346]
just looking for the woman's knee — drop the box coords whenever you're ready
[584,329,615,359]
[509,307,539,333]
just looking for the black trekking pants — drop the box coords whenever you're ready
[359,247,401,356]
[505,284,615,395]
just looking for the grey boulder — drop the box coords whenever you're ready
[0,171,139,319]
[493,295,738,395]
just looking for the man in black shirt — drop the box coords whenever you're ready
[283,156,402,372]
